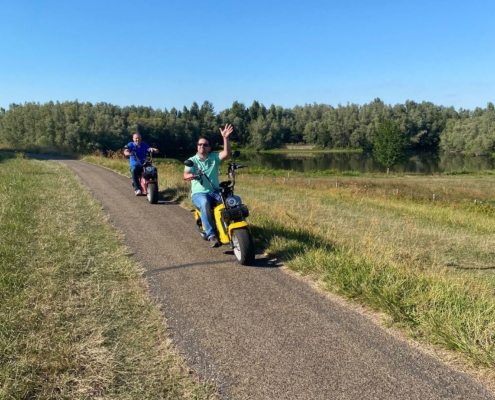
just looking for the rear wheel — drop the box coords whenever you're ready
[232,229,255,265]
[147,182,158,204]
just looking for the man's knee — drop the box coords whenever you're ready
[193,194,208,209]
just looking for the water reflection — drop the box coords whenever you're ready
[240,152,495,173]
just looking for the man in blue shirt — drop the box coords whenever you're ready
[124,132,158,195]
[184,123,233,247]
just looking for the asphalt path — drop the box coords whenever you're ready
[58,159,493,400]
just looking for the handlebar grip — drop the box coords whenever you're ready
[183,175,201,181]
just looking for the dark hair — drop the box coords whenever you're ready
[197,136,210,145]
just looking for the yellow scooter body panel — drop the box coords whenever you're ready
[195,205,249,245]
[213,204,230,244]
[193,209,201,222]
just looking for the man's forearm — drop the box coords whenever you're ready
[220,137,231,160]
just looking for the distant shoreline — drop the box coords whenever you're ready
[241,147,364,154]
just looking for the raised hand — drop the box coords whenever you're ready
[219,123,234,138]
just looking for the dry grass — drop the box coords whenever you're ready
[0,153,215,399]
[236,173,495,271]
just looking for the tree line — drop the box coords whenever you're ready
[0,99,494,156]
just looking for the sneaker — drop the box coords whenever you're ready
[209,236,219,247]
[135,189,142,195]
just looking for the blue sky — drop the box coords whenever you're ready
[1,0,494,113]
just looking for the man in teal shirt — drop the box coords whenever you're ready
[184,123,233,247]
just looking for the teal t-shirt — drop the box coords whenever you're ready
[185,152,221,196]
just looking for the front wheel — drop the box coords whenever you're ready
[231,229,255,266]
[147,182,158,204]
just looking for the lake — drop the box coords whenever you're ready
[238,151,495,174]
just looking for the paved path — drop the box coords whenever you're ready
[60,159,493,400]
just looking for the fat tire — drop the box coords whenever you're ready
[232,229,255,265]
[147,182,158,204]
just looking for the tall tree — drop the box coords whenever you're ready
[372,119,409,174]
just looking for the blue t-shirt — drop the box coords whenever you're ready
[184,152,221,195]
[127,142,151,167]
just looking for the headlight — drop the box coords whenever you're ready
[226,196,239,207]
[146,166,155,173]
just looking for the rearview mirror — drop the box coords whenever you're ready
[232,150,240,158]
[184,160,194,167]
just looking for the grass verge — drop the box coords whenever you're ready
[0,152,215,399]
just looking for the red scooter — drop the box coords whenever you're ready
[125,147,159,204]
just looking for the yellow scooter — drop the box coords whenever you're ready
[184,151,255,265]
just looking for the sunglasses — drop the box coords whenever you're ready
[197,143,210,147]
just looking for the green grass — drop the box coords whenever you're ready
[0,152,215,399]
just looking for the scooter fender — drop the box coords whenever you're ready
[140,178,158,195]
[227,221,249,236]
